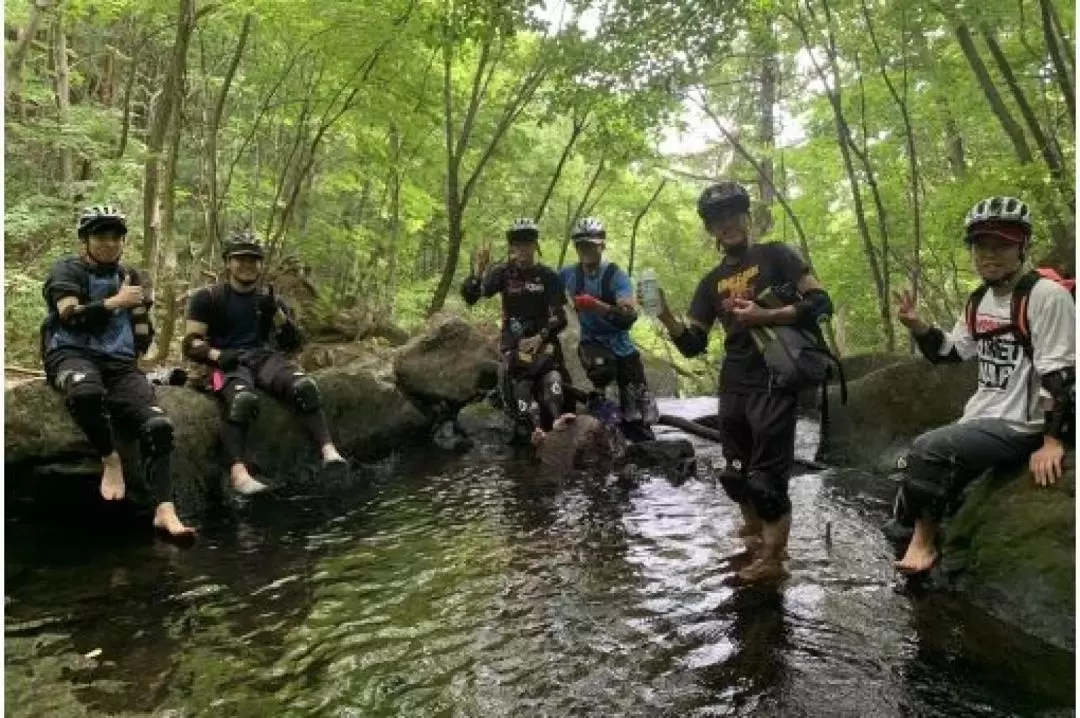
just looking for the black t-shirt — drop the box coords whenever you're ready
[187,284,275,350]
[480,262,567,347]
[687,242,810,393]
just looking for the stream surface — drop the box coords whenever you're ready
[5,397,1075,717]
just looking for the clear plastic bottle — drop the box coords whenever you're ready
[640,268,660,317]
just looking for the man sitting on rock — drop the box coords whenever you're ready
[40,205,194,539]
[461,218,574,444]
[893,196,1075,574]
[559,217,659,443]
[182,230,346,495]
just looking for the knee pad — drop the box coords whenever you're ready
[717,462,747,503]
[139,412,174,458]
[227,390,260,425]
[744,471,791,522]
[291,375,322,414]
[63,372,107,418]
[540,370,565,417]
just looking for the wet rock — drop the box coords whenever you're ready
[822,359,976,471]
[456,400,516,446]
[940,463,1075,652]
[5,361,429,513]
[433,420,470,452]
[393,313,500,404]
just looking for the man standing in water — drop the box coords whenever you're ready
[183,230,347,494]
[41,205,195,539]
[653,182,836,582]
[461,218,573,444]
[893,197,1074,574]
[560,217,658,443]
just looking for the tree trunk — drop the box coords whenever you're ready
[940,98,967,178]
[7,0,53,106]
[862,0,923,303]
[151,78,186,362]
[386,127,402,315]
[534,112,587,221]
[1039,0,1075,124]
[981,24,1074,213]
[142,0,196,271]
[754,20,778,237]
[628,180,667,277]
[954,23,1033,163]
[51,14,73,199]
[198,13,252,276]
[784,3,893,351]
[557,156,606,269]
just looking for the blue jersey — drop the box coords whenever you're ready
[561,261,638,357]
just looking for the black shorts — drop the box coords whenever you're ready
[49,355,160,429]
[717,391,797,481]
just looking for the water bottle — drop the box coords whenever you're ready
[640,268,660,317]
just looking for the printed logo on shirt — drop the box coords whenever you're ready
[974,314,1022,391]
[716,265,760,300]
[507,278,545,295]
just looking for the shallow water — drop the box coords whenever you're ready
[5,398,1075,717]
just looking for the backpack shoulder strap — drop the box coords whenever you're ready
[1012,271,1041,359]
[965,283,992,338]
[573,263,585,296]
[600,262,619,305]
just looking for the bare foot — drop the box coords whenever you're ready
[737,557,789,583]
[321,444,345,465]
[894,545,938,574]
[153,502,197,540]
[230,465,268,495]
[553,413,577,429]
[100,454,126,501]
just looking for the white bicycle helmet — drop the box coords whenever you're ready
[571,217,606,243]
[964,196,1032,232]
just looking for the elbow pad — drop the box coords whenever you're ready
[672,325,708,357]
[792,288,833,323]
[914,327,962,364]
[58,300,111,332]
[461,276,482,306]
[182,333,212,363]
[1041,368,1075,440]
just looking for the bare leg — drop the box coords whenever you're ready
[230,461,268,495]
[153,502,196,539]
[738,512,791,582]
[894,516,939,574]
[100,452,126,501]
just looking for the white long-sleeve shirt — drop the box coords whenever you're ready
[938,278,1075,433]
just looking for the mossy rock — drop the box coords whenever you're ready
[941,463,1075,651]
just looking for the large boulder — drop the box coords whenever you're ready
[393,313,500,405]
[5,361,429,515]
[941,464,1075,651]
[821,359,976,471]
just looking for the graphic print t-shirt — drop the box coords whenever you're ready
[939,278,1075,433]
[686,242,810,393]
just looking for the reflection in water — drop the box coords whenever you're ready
[5,400,1074,717]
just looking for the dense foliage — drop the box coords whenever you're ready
[5,0,1073,372]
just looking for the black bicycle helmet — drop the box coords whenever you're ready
[222,228,265,260]
[696,182,751,225]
